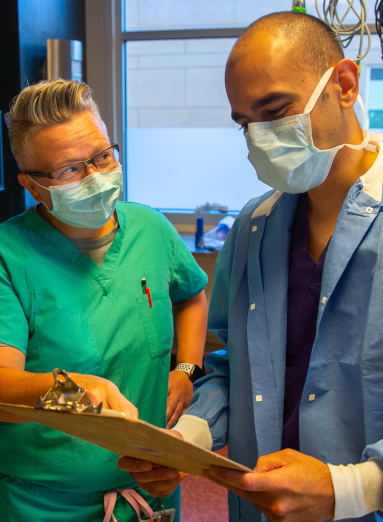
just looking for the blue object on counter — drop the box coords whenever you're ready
[197,216,235,251]
[195,216,204,247]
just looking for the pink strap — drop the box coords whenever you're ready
[103,488,154,522]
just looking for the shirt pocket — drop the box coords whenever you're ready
[34,310,101,375]
[136,291,174,359]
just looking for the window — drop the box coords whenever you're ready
[123,0,383,212]
[126,37,267,211]
[82,1,383,215]
[367,68,383,131]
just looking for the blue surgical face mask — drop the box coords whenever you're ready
[29,165,123,228]
[245,67,375,194]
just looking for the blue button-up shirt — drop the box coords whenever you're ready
[186,142,383,522]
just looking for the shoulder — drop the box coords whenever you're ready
[117,201,177,235]
[0,212,29,244]
[233,189,284,236]
[0,212,27,232]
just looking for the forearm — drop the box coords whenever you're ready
[0,368,54,423]
[173,290,207,366]
[328,458,383,519]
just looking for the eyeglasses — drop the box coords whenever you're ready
[24,144,120,183]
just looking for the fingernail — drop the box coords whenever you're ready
[166,470,177,478]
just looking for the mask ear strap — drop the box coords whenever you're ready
[357,94,366,132]
[304,67,334,114]
[27,175,50,191]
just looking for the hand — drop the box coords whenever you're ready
[203,449,335,522]
[166,370,194,428]
[71,373,138,419]
[118,430,186,496]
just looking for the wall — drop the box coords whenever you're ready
[0,0,86,222]
[127,38,236,129]
[18,0,86,89]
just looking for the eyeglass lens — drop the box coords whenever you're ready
[53,147,119,182]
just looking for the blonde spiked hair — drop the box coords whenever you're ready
[5,79,105,170]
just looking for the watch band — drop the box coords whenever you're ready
[175,363,193,376]
[175,363,206,383]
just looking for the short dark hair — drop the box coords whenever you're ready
[227,11,345,78]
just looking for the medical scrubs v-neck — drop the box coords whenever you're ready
[282,194,330,451]
[0,202,207,513]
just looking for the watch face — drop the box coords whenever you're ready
[190,365,206,383]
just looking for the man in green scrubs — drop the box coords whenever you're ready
[0,79,208,521]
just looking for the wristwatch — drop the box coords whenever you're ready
[175,363,206,383]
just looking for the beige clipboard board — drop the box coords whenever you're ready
[0,403,252,475]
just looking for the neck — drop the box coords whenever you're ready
[37,204,117,239]
[306,144,378,223]
[305,138,378,262]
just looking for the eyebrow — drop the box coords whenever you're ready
[231,92,297,123]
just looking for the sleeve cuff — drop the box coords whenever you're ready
[328,457,383,520]
[171,414,213,451]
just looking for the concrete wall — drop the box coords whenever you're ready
[127,38,236,128]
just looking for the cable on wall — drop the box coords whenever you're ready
[315,0,371,66]
[375,0,383,58]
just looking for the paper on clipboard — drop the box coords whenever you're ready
[0,403,252,476]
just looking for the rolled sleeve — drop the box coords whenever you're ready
[0,263,28,353]
[182,349,230,451]
[169,230,208,303]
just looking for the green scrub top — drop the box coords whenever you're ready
[0,201,207,493]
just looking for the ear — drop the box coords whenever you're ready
[333,59,359,110]
[18,173,43,202]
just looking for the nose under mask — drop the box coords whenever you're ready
[245,67,377,194]
[29,165,123,228]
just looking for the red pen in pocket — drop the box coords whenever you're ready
[141,278,153,307]
[146,287,152,307]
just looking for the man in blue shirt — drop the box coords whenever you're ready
[119,12,383,522]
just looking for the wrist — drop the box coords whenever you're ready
[174,363,206,383]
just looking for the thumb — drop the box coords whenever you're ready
[254,451,292,473]
[106,389,139,419]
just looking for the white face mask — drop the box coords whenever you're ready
[29,165,123,229]
[245,67,374,194]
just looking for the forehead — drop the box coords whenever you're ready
[26,111,109,171]
[225,35,318,112]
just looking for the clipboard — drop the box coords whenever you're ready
[0,403,252,476]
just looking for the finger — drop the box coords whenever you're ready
[136,477,180,492]
[167,401,184,429]
[166,392,179,423]
[254,450,295,473]
[107,390,139,419]
[206,466,272,492]
[164,429,184,440]
[129,467,179,484]
[202,470,275,512]
[118,456,153,473]
[136,482,180,498]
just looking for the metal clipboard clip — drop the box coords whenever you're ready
[36,368,102,414]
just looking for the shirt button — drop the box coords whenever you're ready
[255,395,262,402]
[250,303,255,310]
[309,394,316,401]
[252,226,258,232]
[321,297,327,305]
[366,207,373,214]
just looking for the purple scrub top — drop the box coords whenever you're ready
[282,194,330,451]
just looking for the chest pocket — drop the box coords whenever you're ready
[137,291,174,358]
[34,310,101,375]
